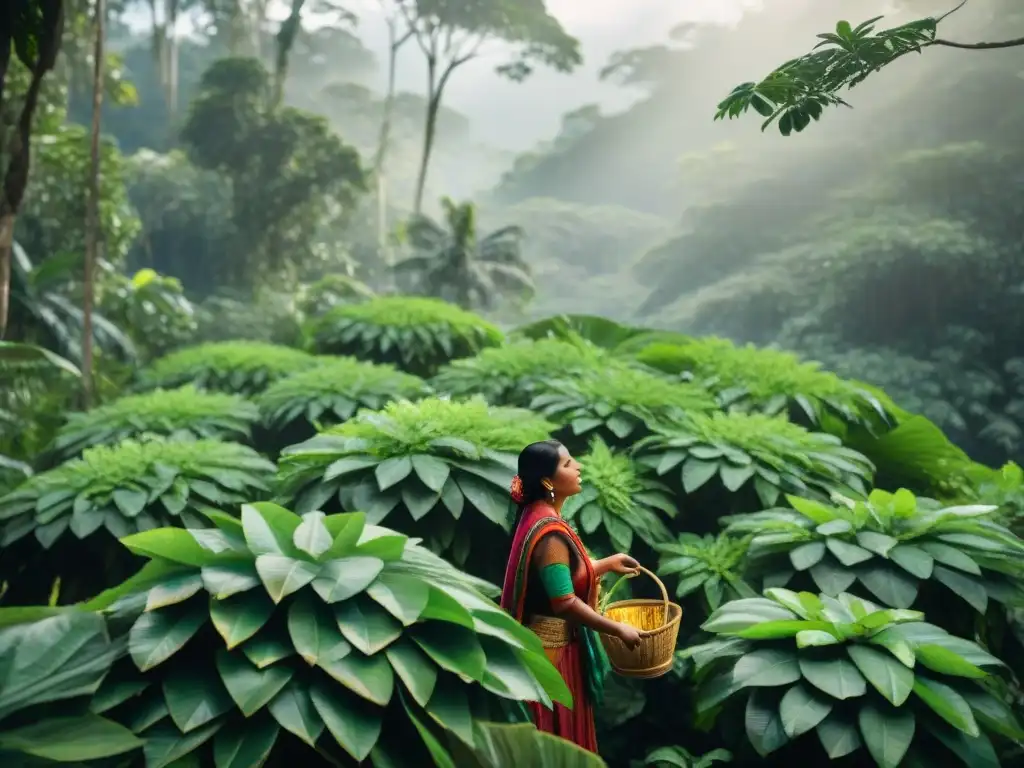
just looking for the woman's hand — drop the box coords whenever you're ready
[606,553,640,575]
[616,623,641,650]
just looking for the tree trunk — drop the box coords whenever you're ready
[271,0,306,108]
[83,0,106,408]
[374,25,406,289]
[412,60,439,216]
[0,0,64,339]
[165,0,180,124]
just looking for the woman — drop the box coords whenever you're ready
[500,439,643,753]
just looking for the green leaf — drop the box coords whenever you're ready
[121,529,215,567]
[311,556,383,603]
[702,598,797,633]
[335,597,403,655]
[857,564,918,608]
[913,676,979,736]
[113,488,149,518]
[386,637,438,707]
[201,563,261,600]
[212,717,279,768]
[825,539,873,567]
[367,572,430,626]
[292,512,333,559]
[129,603,206,671]
[734,620,832,640]
[809,559,857,594]
[241,634,295,669]
[788,496,836,524]
[411,454,451,493]
[142,719,222,768]
[241,503,299,557]
[456,473,510,529]
[323,512,366,558]
[216,649,293,716]
[288,593,349,665]
[413,623,487,682]
[858,702,915,768]
[403,695,456,768]
[914,644,986,679]
[267,679,325,746]
[796,630,840,648]
[163,667,233,732]
[799,657,866,700]
[779,683,832,738]
[0,714,142,761]
[816,713,862,758]
[867,627,917,668]
[932,566,988,613]
[376,456,414,490]
[210,591,275,650]
[310,679,383,762]
[887,544,934,579]
[745,688,788,756]
[319,649,395,706]
[919,542,981,575]
[847,645,913,706]
[789,541,826,571]
[254,555,321,604]
[855,531,898,557]
[682,458,719,493]
[732,648,800,688]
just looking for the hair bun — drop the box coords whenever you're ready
[509,475,525,503]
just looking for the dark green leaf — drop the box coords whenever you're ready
[745,688,788,756]
[799,657,866,700]
[858,702,914,768]
[216,649,293,716]
[267,679,325,746]
[847,645,913,706]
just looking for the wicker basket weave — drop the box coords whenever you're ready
[599,566,682,679]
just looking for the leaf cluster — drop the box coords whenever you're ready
[657,533,756,611]
[635,339,895,431]
[0,437,275,551]
[84,502,570,767]
[138,342,321,396]
[258,357,430,434]
[47,385,259,463]
[635,412,874,509]
[310,297,503,377]
[723,489,1024,614]
[684,589,1019,766]
[276,398,553,565]
[532,366,716,447]
[562,438,677,553]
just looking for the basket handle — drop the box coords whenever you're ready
[603,566,669,626]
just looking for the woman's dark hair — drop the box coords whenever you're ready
[513,440,563,525]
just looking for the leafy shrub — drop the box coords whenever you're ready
[657,533,755,614]
[296,274,375,319]
[85,502,571,766]
[683,589,1019,765]
[44,385,259,464]
[0,608,141,763]
[562,438,677,557]
[138,342,320,396]
[722,490,1024,623]
[635,746,732,768]
[257,357,430,452]
[635,339,896,433]
[634,413,874,526]
[532,367,716,450]
[432,337,615,408]
[959,461,1024,535]
[277,398,553,575]
[100,268,198,361]
[0,437,275,603]
[309,296,503,377]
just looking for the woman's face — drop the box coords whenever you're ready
[549,445,583,497]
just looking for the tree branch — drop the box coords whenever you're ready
[931,36,1024,50]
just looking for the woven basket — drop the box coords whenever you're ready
[599,566,682,679]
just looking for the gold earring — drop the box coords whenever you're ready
[542,479,554,500]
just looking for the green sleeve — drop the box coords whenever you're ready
[539,563,574,599]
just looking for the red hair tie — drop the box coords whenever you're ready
[509,475,524,503]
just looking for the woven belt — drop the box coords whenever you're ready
[526,615,572,649]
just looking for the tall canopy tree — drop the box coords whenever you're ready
[391,0,582,214]
[395,197,533,310]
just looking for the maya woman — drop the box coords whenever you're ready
[500,440,643,752]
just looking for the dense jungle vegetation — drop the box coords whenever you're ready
[2,0,1024,766]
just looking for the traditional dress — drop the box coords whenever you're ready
[499,501,610,753]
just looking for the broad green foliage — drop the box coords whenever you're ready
[723,490,1024,616]
[310,297,504,377]
[562,438,677,554]
[959,462,1024,535]
[432,337,616,407]
[451,722,609,767]
[277,398,553,569]
[257,357,430,436]
[513,314,671,353]
[684,590,1019,765]
[0,438,275,603]
[716,15,942,136]
[657,533,755,611]
[100,269,198,362]
[0,609,141,762]
[296,275,375,319]
[46,386,259,463]
[138,342,321,395]
[86,503,570,767]
[532,367,716,449]
[637,745,732,768]
[634,413,874,515]
[635,339,895,432]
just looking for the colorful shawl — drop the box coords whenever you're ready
[500,502,610,705]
